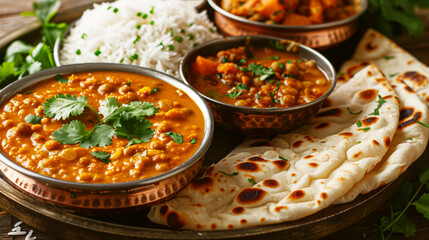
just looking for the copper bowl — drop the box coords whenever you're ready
[208,0,367,49]
[180,35,336,136]
[0,63,214,212]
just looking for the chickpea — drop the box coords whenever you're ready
[31,133,46,143]
[282,95,296,106]
[123,147,137,157]
[119,84,131,94]
[270,61,283,73]
[98,83,115,94]
[16,123,32,137]
[165,108,186,120]
[285,62,299,77]
[235,100,249,107]
[110,148,123,160]
[305,60,316,68]
[155,163,169,171]
[316,78,327,86]
[40,117,50,124]
[302,81,314,88]
[31,124,43,132]
[156,121,172,133]
[60,148,78,161]
[3,120,14,128]
[158,99,174,110]
[44,140,61,151]
[150,140,164,150]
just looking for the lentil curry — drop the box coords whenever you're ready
[221,0,358,25]
[188,41,330,108]
[0,71,204,183]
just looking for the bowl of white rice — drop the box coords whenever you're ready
[54,0,220,78]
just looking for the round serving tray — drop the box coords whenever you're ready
[1,1,428,239]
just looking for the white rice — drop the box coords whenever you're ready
[60,0,220,78]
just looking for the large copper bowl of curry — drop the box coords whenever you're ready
[208,0,367,49]
[0,63,214,212]
[180,36,336,136]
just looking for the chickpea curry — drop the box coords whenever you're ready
[0,71,204,183]
[221,0,358,25]
[188,41,330,108]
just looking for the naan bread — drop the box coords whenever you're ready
[338,28,429,105]
[333,29,429,203]
[148,65,400,230]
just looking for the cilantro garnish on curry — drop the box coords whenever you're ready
[0,71,204,183]
[188,41,331,108]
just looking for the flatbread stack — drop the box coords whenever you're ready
[148,30,429,230]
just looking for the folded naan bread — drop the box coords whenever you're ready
[148,65,400,230]
[334,29,429,203]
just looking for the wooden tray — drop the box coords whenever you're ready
[0,1,427,239]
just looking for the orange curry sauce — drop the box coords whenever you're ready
[0,71,204,183]
[189,45,330,108]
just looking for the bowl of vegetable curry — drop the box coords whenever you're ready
[208,0,367,49]
[0,63,214,211]
[180,36,336,136]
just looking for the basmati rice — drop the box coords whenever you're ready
[60,0,220,78]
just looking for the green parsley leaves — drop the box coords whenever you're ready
[43,94,95,121]
[226,89,242,99]
[219,171,239,176]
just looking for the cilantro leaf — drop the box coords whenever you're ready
[80,124,115,148]
[247,63,275,80]
[54,74,68,83]
[413,193,429,220]
[102,101,157,126]
[98,97,120,120]
[190,138,197,144]
[25,115,42,124]
[42,94,90,121]
[165,132,183,144]
[226,89,242,99]
[236,83,249,90]
[219,171,239,176]
[346,107,362,115]
[115,112,154,146]
[418,166,429,185]
[248,178,257,185]
[91,151,111,164]
[279,156,288,161]
[52,120,93,145]
[0,62,20,88]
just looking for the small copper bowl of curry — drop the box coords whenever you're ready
[0,63,214,212]
[180,35,336,136]
[208,0,367,49]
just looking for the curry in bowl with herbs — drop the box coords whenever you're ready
[188,41,331,108]
[0,71,204,183]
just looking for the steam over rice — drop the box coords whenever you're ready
[60,0,220,78]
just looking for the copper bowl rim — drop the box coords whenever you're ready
[0,63,214,191]
[179,35,337,114]
[208,0,368,30]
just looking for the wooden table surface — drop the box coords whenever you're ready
[0,0,429,239]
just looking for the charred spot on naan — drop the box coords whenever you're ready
[288,190,305,200]
[365,42,378,52]
[315,108,342,118]
[274,206,288,212]
[248,141,273,147]
[398,71,429,87]
[321,192,328,199]
[247,156,268,162]
[359,89,378,101]
[240,219,247,224]
[384,136,391,148]
[190,177,214,194]
[205,166,215,176]
[166,211,185,228]
[361,117,379,126]
[211,223,217,230]
[273,160,288,170]
[339,132,353,139]
[373,140,380,146]
[263,179,279,188]
[304,136,314,142]
[346,62,370,78]
[398,108,423,130]
[160,205,169,216]
[232,206,245,214]
[236,188,267,205]
[308,162,319,167]
[292,140,304,148]
[236,162,260,172]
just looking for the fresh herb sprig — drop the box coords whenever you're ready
[42,95,158,148]
[373,167,429,239]
[0,0,67,88]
